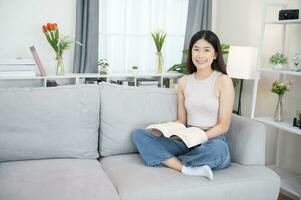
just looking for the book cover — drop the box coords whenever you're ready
[29,46,47,76]
[146,122,207,148]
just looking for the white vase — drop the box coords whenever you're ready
[273,64,283,70]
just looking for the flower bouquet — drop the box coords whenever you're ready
[271,80,293,121]
[42,23,73,75]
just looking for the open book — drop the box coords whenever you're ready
[146,122,207,148]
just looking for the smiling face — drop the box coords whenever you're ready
[191,39,217,70]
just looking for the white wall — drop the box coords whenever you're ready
[0,0,76,74]
[215,0,301,173]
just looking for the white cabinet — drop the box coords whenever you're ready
[250,2,301,199]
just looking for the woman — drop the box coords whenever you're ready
[131,30,234,180]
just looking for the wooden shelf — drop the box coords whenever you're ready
[268,165,301,198]
[253,117,301,136]
[258,68,301,76]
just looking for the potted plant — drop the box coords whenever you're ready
[269,52,288,70]
[131,65,139,74]
[98,59,109,75]
[151,31,167,74]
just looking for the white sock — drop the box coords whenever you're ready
[181,165,214,180]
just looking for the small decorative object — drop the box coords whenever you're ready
[151,30,167,74]
[131,65,139,74]
[291,53,301,71]
[269,52,288,70]
[42,23,75,75]
[271,80,293,121]
[279,9,299,20]
[293,110,301,128]
[98,59,109,75]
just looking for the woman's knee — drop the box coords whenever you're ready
[131,128,150,144]
[208,138,229,157]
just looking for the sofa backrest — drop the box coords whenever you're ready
[0,85,100,162]
[99,83,266,165]
[99,83,177,156]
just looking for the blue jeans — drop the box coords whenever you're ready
[131,128,231,170]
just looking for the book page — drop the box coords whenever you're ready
[172,127,206,148]
[146,121,186,137]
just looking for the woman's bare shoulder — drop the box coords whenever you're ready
[216,74,234,90]
[177,75,189,90]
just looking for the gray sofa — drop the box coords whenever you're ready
[0,83,280,200]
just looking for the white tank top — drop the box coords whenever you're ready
[184,70,222,130]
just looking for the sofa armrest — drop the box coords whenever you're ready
[226,114,266,166]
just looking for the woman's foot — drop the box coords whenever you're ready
[181,165,213,180]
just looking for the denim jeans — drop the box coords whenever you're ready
[131,128,231,170]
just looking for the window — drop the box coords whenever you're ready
[99,0,188,73]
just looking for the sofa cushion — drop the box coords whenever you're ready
[0,85,100,162]
[100,154,280,200]
[99,83,177,156]
[0,159,119,200]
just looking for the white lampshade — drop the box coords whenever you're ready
[227,46,258,80]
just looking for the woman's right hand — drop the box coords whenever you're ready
[150,129,162,137]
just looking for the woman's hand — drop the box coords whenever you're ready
[150,129,162,137]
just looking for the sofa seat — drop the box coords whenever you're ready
[101,154,280,200]
[0,159,119,200]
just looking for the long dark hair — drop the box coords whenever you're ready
[186,30,227,75]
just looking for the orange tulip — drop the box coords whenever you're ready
[42,25,48,32]
[53,23,57,30]
[46,23,57,31]
[46,23,52,30]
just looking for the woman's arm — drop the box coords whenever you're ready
[206,75,235,139]
[176,76,187,125]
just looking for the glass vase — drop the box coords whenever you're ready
[55,54,65,75]
[274,94,283,122]
[156,52,164,74]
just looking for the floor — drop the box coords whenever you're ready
[278,193,294,200]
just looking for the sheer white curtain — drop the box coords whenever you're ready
[99,0,188,73]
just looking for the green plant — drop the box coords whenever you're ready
[167,64,188,74]
[151,31,167,52]
[271,80,293,95]
[299,111,301,121]
[221,43,230,55]
[98,59,109,68]
[269,53,288,65]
